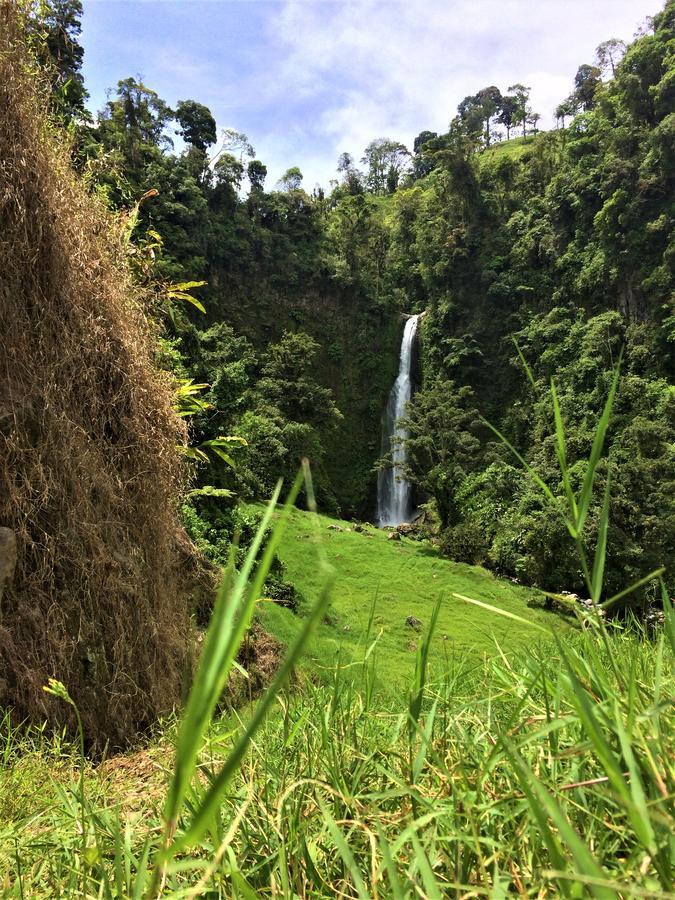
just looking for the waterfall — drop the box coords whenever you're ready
[377,314,420,527]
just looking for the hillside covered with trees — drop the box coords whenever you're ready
[28,0,672,605]
[0,0,673,895]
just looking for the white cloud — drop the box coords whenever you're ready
[81,0,660,190]
[259,0,657,187]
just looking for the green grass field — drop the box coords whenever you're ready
[256,506,561,689]
[0,496,672,897]
[479,133,541,165]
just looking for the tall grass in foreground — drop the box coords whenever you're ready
[1,621,672,897]
[0,374,673,897]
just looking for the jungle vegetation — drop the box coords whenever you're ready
[28,0,672,607]
[0,1,673,895]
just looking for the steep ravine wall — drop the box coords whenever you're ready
[205,272,402,517]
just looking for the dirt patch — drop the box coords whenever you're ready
[226,623,285,706]
[98,748,170,814]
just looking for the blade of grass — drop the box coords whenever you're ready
[163,479,286,835]
[409,597,442,734]
[376,825,406,900]
[599,568,665,611]
[318,800,370,900]
[453,594,549,633]
[480,418,562,515]
[512,337,538,394]
[660,578,675,655]
[412,700,438,783]
[576,354,622,534]
[590,470,611,603]
[169,571,334,854]
[409,831,443,900]
[612,701,657,854]
[551,378,578,529]
[560,649,654,849]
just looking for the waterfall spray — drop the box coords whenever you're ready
[377,315,419,526]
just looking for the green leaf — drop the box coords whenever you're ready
[168,292,206,314]
[163,469,334,857]
[318,800,370,900]
[453,593,549,632]
[172,281,208,291]
[173,565,333,852]
[660,578,675,655]
[409,831,443,900]
[375,824,406,900]
[590,470,611,603]
[412,699,438,782]
[512,337,538,393]
[576,354,622,533]
[162,480,286,837]
[600,568,665,610]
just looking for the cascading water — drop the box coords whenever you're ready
[377,314,420,526]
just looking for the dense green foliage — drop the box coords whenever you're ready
[27,0,673,600]
[2,6,674,894]
[394,4,675,603]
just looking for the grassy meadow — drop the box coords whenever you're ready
[1,494,672,897]
[257,505,559,688]
[478,133,539,164]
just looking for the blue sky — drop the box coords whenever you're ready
[81,0,659,190]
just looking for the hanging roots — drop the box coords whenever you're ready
[0,5,198,750]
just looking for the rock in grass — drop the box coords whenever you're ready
[388,531,401,541]
[406,615,422,630]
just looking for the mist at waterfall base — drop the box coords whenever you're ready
[377,315,419,527]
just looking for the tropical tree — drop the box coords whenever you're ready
[337,152,364,193]
[498,94,518,140]
[96,78,174,191]
[555,97,578,128]
[573,64,602,111]
[247,159,267,192]
[27,0,88,121]
[457,94,485,141]
[213,153,244,192]
[211,128,255,168]
[361,138,410,194]
[279,166,303,191]
[175,100,217,152]
[507,83,532,138]
[476,85,503,147]
[595,38,627,76]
